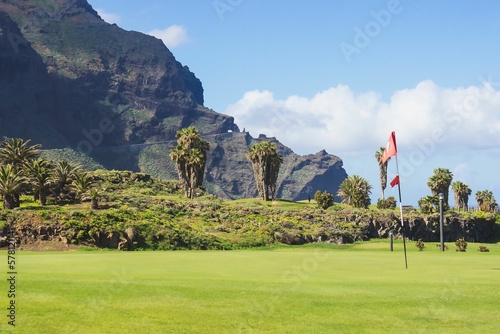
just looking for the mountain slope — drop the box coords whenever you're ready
[0,0,347,200]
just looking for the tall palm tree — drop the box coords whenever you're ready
[24,158,53,206]
[0,164,27,209]
[336,175,372,208]
[475,190,497,212]
[375,147,390,200]
[247,141,282,201]
[187,148,204,199]
[169,126,210,199]
[267,153,283,200]
[427,168,453,208]
[451,181,471,211]
[177,126,200,149]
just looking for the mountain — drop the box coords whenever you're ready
[0,0,347,200]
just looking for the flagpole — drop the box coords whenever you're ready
[394,155,408,269]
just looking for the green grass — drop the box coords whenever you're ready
[4,242,500,333]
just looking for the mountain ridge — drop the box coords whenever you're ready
[0,0,347,200]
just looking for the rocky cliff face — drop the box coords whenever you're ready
[0,0,347,200]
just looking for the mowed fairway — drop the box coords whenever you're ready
[4,242,500,334]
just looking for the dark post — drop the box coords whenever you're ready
[389,230,393,252]
[439,193,444,252]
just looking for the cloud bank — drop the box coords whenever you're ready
[225,79,500,156]
[147,25,189,48]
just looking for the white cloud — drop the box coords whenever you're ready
[226,80,500,205]
[96,8,121,24]
[226,80,500,156]
[147,25,190,48]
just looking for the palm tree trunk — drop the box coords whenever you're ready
[90,198,98,209]
[3,195,15,210]
[39,190,47,206]
[13,194,20,208]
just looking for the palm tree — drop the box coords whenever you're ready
[418,195,438,214]
[71,172,93,198]
[169,126,210,199]
[427,168,453,208]
[451,181,471,211]
[51,160,82,201]
[0,138,40,166]
[247,141,282,201]
[0,138,41,207]
[24,158,53,206]
[475,190,497,212]
[177,126,201,149]
[336,175,372,208]
[71,172,105,209]
[267,153,283,200]
[0,164,27,209]
[87,187,104,209]
[375,147,390,200]
[187,148,204,199]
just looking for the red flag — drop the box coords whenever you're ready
[390,175,400,188]
[381,131,397,164]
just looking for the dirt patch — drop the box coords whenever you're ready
[15,240,81,252]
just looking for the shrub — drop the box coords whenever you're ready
[377,196,397,210]
[314,191,334,210]
[478,245,490,252]
[455,238,467,252]
[415,239,425,251]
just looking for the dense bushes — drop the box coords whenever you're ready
[377,196,397,210]
[2,169,499,251]
[314,191,334,210]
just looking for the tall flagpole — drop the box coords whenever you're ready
[394,155,408,269]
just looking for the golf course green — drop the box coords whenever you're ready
[3,241,500,333]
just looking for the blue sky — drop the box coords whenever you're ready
[87,0,500,206]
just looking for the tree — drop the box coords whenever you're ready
[247,141,283,201]
[377,196,397,210]
[336,175,372,208]
[418,195,438,214]
[0,164,27,209]
[0,138,41,207]
[314,190,334,209]
[427,168,453,209]
[24,158,53,206]
[51,160,82,201]
[169,126,210,199]
[475,190,497,212]
[87,187,104,210]
[71,172,105,209]
[451,181,471,211]
[0,138,40,166]
[375,147,390,200]
[71,172,93,198]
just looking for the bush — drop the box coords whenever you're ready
[455,238,467,252]
[415,239,425,251]
[478,245,490,252]
[314,191,334,210]
[377,196,397,210]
